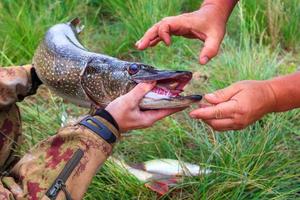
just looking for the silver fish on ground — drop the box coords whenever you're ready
[109,157,211,195]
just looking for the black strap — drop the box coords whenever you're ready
[94,109,119,131]
[79,116,116,144]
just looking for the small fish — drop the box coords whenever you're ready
[138,159,212,177]
[109,157,211,195]
[33,18,202,109]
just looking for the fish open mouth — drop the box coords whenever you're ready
[144,72,192,99]
[132,70,202,109]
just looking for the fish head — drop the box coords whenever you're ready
[81,60,202,109]
[130,63,202,109]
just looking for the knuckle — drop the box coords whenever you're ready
[232,100,246,114]
[214,107,223,119]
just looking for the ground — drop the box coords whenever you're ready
[0,0,299,199]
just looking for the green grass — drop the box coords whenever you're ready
[0,0,299,199]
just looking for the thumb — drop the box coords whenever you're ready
[126,82,156,102]
[205,84,240,104]
[199,36,223,65]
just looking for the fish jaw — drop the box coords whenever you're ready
[132,69,203,109]
[140,95,202,110]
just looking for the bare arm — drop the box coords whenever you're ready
[269,72,300,112]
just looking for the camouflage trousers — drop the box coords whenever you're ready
[0,104,119,200]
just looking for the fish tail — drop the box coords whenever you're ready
[145,178,180,196]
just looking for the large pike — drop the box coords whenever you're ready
[33,18,202,109]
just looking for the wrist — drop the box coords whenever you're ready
[80,114,120,145]
[95,109,119,131]
[201,0,238,22]
[266,72,300,112]
[263,80,278,113]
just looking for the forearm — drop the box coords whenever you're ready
[201,0,239,22]
[268,72,300,112]
[9,112,120,199]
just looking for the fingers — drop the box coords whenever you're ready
[136,22,172,49]
[136,24,160,50]
[205,84,241,104]
[158,23,171,46]
[149,37,162,47]
[190,100,237,120]
[199,36,223,65]
[136,16,183,50]
[125,82,156,103]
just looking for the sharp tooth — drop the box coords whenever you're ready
[169,82,178,89]
[145,91,170,99]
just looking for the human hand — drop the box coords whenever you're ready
[105,82,183,132]
[189,80,277,131]
[135,4,227,64]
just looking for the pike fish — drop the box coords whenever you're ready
[33,18,202,109]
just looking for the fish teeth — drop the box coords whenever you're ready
[145,91,169,99]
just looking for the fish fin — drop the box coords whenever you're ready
[144,178,180,196]
[68,17,85,34]
[145,181,169,196]
[145,178,180,195]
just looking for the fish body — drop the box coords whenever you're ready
[110,157,211,195]
[33,18,202,109]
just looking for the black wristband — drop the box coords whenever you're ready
[94,109,119,131]
[79,116,117,144]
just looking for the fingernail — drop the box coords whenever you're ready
[201,56,209,65]
[135,40,141,48]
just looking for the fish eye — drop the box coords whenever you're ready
[127,64,140,75]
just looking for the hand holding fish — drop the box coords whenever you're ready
[135,0,238,64]
[105,82,183,132]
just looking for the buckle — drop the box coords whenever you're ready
[79,116,116,144]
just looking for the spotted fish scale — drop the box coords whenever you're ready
[33,18,134,107]
[33,18,202,109]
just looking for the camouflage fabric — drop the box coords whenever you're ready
[0,65,32,171]
[0,104,22,173]
[0,65,120,200]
